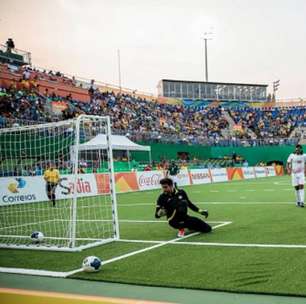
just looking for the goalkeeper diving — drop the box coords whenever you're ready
[155,177,211,237]
[44,162,60,207]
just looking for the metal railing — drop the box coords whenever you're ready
[0,44,31,65]
[30,65,156,101]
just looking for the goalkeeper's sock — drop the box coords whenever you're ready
[177,228,185,238]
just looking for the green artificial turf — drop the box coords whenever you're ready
[2,176,306,296]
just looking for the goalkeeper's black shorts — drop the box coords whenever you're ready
[46,182,57,193]
[169,215,211,233]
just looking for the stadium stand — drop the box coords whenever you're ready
[0,61,304,149]
[228,106,306,139]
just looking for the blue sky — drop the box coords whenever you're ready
[1,0,305,99]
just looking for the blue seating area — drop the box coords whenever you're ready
[229,106,306,138]
[1,79,305,146]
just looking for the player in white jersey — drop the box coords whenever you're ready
[287,145,306,207]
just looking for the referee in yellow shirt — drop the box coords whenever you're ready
[44,163,60,207]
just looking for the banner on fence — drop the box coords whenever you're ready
[0,174,98,205]
[227,168,244,181]
[115,172,139,192]
[242,167,256,179]
[254,167,267,178]
[275,165,284,176]
[266,166,276,177]
[189,169,212,185]
[211,168,228,183]
[176,169,191,186]
[0,166,283,205]
[136,170,165,191]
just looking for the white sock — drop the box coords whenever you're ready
[299,189,304,204]
[295,190,301,204]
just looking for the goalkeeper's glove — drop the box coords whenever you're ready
[156,208,167,218]
[198,209,208,218]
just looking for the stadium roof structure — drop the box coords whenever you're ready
[79,134,151,152]
[160,79,268,87]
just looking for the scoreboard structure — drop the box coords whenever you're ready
[157,79,268,102]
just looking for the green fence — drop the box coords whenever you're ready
[134,142,302,166]
[0,132,301,168]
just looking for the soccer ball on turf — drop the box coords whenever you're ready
[30,231,44,243]
[82,256,102,272]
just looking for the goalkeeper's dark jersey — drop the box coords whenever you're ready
[168,164,180,176]
[155,189,199,220]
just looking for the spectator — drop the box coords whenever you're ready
[6,38,15,53]
[144,164,152,171]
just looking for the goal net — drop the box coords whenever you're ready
[0,115,119,251]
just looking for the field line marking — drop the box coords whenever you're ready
[53,220,230,224]
[117,240,306,249]
[117,222,233,245]
[118,202,294,207]
[67,222,232,276]
[0,267,68,278]
[65,231,201,276]
[119,220,230,224]
[171,242,306,249]
[118,239,162,244]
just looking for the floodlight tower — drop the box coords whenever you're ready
[117,49,122,92]
[202,32,213,82]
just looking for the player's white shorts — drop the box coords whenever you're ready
[170,175,179,185]
[292,173,305,187]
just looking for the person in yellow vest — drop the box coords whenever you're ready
[44,163,60,206]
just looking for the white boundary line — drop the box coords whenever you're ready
[0,267,69,278]
[118,222,232,245]
[172,242,306,249]
[118,201,295,207]
[118,220,230,224]
[0,222,231,278]
[6,219,306,279]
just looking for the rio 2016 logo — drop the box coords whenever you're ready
[7,178,26,193]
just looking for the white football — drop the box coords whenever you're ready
[30,231,44,243]
[82,256,102,272]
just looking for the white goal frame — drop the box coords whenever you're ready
[0,115,120,251]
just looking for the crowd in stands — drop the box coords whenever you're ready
[0,62,305,146]
[0,86,51,126]
[229,106,306,139]
[21,65,77,87]
[0,82,304,146]
[66,89,229,145]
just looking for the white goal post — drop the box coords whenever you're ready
[0,115,119,251]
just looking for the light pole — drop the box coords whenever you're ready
[202,32,213,82]
[117,49,122,92]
